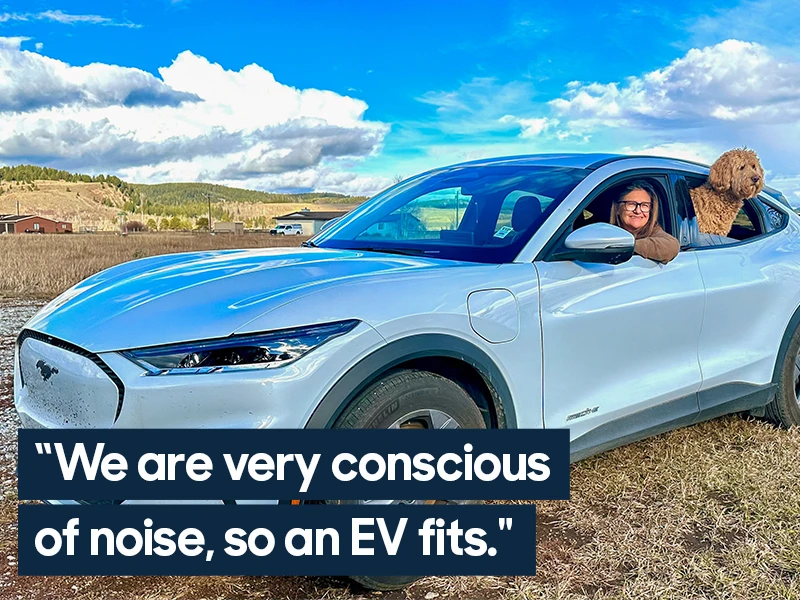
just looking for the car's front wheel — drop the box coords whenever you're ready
[767,322,800,427]
[331,368,486,591]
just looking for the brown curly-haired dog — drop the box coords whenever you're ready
[691,148,765,236]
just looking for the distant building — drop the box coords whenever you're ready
[273,209,348,235]
[0,214,72,234]
[359,212,424,238]
[213,221,244,235]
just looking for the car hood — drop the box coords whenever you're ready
[25,247,467,352]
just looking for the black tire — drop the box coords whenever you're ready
[334,368,486,430]
[767,323,800,427]
[349,574,424,592]
[334,369,486,591]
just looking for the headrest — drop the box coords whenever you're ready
[511,195,542,231]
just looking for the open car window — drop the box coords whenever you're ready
[571,176,672,235]
[673,174,787,248]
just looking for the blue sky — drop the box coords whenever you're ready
[1,0,799,200]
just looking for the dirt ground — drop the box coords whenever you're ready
[1,299,799,600]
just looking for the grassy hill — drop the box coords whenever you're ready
[0,180,131,230]
[133,182,362,206]
[0,165,367,231]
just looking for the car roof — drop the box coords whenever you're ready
[444,152,714,171]
[431,153,792,207]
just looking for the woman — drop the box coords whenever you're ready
[610,181,680,263]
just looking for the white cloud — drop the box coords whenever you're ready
[549,40,800,127]
[411,40,800,199]
[0,36,29,49]
[37,10,110,24]
[416,77,538,135]
[538,40,800,198]
[620,142,720,164]
[499,115,560,138]
[0,9,139,28]
[411,77,588,147]
[0,42,199,111]
[34,42,43,51]
[0,45,389,194]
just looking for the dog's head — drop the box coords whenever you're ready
[708,148,765,200]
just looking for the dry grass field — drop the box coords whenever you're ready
[0,236,798,599]
[0,232,306,299]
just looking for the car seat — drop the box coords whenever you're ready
[510,195,542,235]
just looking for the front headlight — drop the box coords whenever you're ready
[121,320,359,375]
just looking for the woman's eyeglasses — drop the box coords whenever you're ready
[618,201,652,213]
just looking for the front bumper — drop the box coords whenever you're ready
[14,321,385,430]
[16,323,385,506]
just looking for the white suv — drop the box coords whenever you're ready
[14,153,800,590]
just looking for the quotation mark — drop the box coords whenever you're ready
[35,443,53,454]
[498,518,512,531]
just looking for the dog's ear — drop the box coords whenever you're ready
[755,159,766,195]
[708,151,734,191]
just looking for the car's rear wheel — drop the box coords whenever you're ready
[331,368,486,591]
[767,323,800,427]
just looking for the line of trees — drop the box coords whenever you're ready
[133,182,364,207]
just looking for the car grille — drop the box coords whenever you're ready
[17,330,124,428]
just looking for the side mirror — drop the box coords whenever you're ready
[551,222,635,264]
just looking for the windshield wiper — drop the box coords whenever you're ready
[348,246,438,257]
[301,240,317,248]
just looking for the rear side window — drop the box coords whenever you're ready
[673,174,788,247]
[758,198,788,232]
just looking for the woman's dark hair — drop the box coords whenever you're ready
[610,179,660,238]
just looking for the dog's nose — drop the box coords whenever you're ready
[751,175,760,183]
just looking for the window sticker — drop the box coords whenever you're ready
[494,226,514,239]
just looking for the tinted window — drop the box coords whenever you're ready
[314,166,588,263]
[356,187,468,240]
[759,198,788,232]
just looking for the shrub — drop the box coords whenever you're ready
[122,220,148,233]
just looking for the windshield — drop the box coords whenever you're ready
[312,165,588,263]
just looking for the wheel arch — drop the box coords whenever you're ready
[304,334,517,430]
[772,300,800,384]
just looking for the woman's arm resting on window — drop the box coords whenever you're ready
[634,228,680,263]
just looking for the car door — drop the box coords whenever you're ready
[672,172,799,411]
[534,172,705,460]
